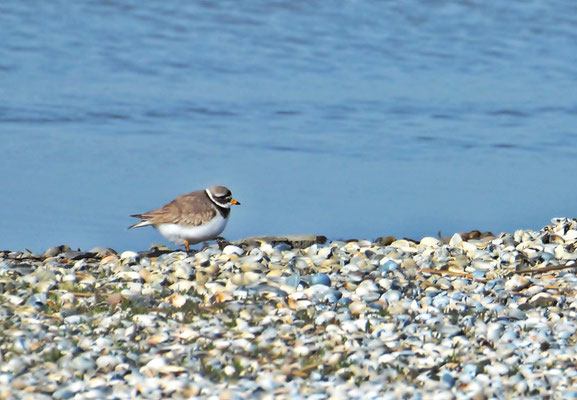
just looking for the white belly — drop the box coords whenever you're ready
[155,215,229,246]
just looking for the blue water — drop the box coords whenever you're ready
[1,1,577,252]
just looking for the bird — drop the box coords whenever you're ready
[129,185,240,251]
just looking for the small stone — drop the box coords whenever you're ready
[374,236,396,245]
[527,292,556,307]
[349,301,367,314]
[43,245,71,258]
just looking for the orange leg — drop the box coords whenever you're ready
[184,240,190,252]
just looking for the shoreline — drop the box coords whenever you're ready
[1,218,576,398]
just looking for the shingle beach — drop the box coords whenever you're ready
[2,218,577,399]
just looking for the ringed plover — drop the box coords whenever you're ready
[129,185,240,251]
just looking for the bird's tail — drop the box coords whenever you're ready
[128,215,152,229]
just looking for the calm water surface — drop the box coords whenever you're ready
[1,1,577,252]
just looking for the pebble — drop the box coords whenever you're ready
[2,218,577,398]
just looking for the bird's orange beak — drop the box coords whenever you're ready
[231,198,241,205]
